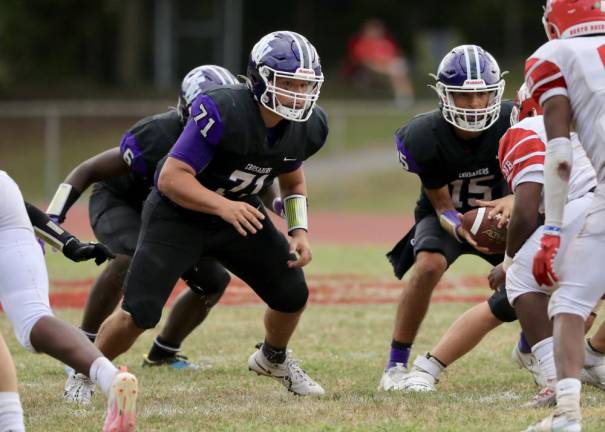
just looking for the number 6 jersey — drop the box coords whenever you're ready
[395,102,513,221]
[165,85,328,200]
[525,36,605,182]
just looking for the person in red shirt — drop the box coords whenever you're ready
[348,19,414,106]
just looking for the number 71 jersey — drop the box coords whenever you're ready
[166,85,328,199]
[525,35,605,182]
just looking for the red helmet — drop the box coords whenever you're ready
[510,84,543,126]
[543,0,605,40]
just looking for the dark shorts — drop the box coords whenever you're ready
[122,190,308,328]
[89,184,141,256]
[387,215,516,322]
[90,184,230,297]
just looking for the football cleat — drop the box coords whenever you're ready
[580,363,605,390]
[523,411,581,432]
[512,344,547,388]
[64,371,95,405]
[523,387,556,409]
[378,363,408,391]
[401,367,437,393]
[248,346,325,396]
[141,354,200,370]
[103,368,138,432]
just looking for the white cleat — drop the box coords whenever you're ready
[248,347,325,396]
[523,411,581,432]
[103,369,138,432]
[512,344,546,388]
[64,372,95,405]
[580,363,605,390]
[378,363,408,391]
[401,368,437,392]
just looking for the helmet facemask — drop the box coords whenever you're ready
[433,79,505,132]
[258,65,323,122]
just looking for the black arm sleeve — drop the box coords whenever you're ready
[25,201,73,250]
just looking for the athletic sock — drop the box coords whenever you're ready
[79,328,97,343]
[413,353,446,380]
[531,336,556,385]
[262,340,287,364]
[89,356,118,397]
[0,392,24,432]
[518,332,532,354]
[147,336,181,362]
[555,378,581,418]
[585,338,605,367]
[387,340,411,369]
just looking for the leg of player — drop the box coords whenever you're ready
[79,255,131,342]
[143,288,222,369]
[248,306,325,396]
[402,302,502,392]
[513,292,557,407]
[581,318,605,390]
[0,334,24,432]
[143,259,229,369]
[380,251,447,391]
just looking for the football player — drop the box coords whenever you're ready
[0,171,137,432]
[525,1,605,430]
[47,65,240,372]
[398,86,605,408]
[71,31,327,397]
[381,44,516,391]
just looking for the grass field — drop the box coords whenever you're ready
[4,247,605,431]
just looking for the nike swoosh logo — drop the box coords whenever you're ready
[283,157,297,162]
[254,358,271,375]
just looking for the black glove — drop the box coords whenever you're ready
[62,237,115,265]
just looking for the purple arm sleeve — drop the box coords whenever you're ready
[395,134,422,174]
[119,132,147,175]
[168,94,224,173]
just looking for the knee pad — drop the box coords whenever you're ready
[267,277,309,313]
[488,286,517,323]
[182,265,230,297]
[121,297,162,329]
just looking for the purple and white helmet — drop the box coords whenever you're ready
[247,31,324,122]
[430,45,505,132]
[177,65,238,121]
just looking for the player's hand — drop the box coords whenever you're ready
[219,200,265,236]
[475,195,513,229]
[287,229,312,268]
[488,263,506,291]
[458,225,493,255]
[532,232,561,288]
[62,237,115,265]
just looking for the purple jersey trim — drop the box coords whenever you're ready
[168,94,224,173]
[395,134,422,174]
[119,132,147,176]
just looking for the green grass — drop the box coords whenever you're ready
[6,305,605,432]
[6,246,605,431]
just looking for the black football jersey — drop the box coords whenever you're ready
[100,110,182,207]
[164,85,328,200]
[396,101,513,221]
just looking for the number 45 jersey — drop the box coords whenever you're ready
[164,85,328,200]
[395,101,513,221]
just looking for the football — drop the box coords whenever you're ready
[461,207,507,253]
